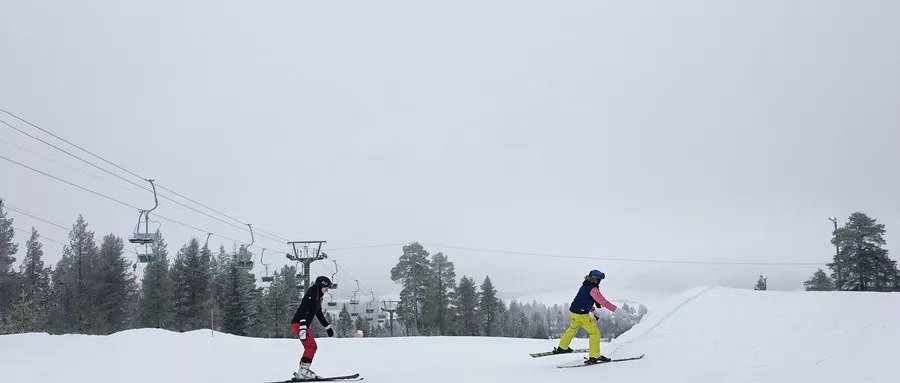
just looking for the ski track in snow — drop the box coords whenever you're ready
[608,285,716,357]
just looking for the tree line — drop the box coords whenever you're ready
[0,207,647,338]
[387,242,645,339]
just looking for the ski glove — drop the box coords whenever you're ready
[325,325,335,338]
[295,321,308,340]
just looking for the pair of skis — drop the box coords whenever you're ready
[530,349,645,368]
[266,373,362,382]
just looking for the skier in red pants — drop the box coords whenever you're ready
[291,276,336,380]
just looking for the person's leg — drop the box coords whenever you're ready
[297,330,321,379]
[581,316,601,359]
[557,312,582,350]
[301,330,318,363]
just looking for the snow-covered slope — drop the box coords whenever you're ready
[2,286,898,382]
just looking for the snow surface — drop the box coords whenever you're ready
[2,286,898,382]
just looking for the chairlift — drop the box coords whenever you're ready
[366,291,375,314]
[234,224,255,269]
[327,260,339,307]
[129,180,160,264]
[260,248,274,282]
[349,280,360,305]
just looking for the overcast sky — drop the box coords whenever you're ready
[2,0,899,305]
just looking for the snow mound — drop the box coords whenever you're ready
[1,286,898,383]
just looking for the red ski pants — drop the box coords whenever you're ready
[292,323,317,362]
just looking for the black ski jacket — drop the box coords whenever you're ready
[291,285,329,326]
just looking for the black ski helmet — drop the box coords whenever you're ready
[314,276,333,288]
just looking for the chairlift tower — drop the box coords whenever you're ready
[286,240,328,293]
[381,300,399,337]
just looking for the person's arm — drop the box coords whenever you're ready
[590,287,618,312]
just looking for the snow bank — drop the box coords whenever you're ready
[2,286,898,382]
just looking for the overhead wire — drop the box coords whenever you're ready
[0,111,291,246]
[0,136,148,197]
[13,226,66,247]
[2,108,380,291]
[421,243,827,266]
[0,156,292,254]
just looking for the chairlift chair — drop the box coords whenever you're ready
[129,179,160,246]
[349,280,360,305]
[260,249,274,282]
[234,224,255,270]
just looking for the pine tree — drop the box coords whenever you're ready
[0,201,20,323]
[49,215,102,334]
[139,230,173,328]
[504,301,528,338]
[454,275,479,336]
[209,245,229,330]
[828,212,899,291]
[390,242,432,335]
[637,304,648,321]
[804,268,836,291]
[171,238,211,331]
[754,276,767,291]
[426,252,457,335]
[478,276,503,336]
[354,315,368,337]
[529,310,548,339]
[1,292,42,334]
[95,233,136,334]
[17,228,51,330]
[337,303,353,337]
[220,245,257,336]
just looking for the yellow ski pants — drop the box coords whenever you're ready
[557,312,602,358]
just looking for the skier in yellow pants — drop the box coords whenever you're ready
[551,269,619,364]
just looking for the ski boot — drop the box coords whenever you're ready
[551,347,574,355]
[293,362,323,381]
[584,355,611,364]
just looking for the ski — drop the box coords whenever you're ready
[265,373,362,382]
[530,348,590,358]
[556,354,645,368]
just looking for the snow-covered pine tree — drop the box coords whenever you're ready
[390,242,432,335]
[0,201,20,323]
[219,245,257,336]
[95,233,136,334]
[337,303,353,337]
[49,215,102,334]
[139,230,173,329]
[278,265,302,337]
[828,212,900,291]
[427,252,456,335]
[354,314,368,337]
[11,228,52,332]
[804,268,836,291]
[171,238,211,331]
[504,300,528,338]
[478,276,503,336]
[529,310,548,339]
[754,276,767,291]
[637,304,648,320]
[454,275,479,336]
[208,245,229,330]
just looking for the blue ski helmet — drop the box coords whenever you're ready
[589,269,605,281]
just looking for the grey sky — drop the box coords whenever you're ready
[2,0,899,304]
